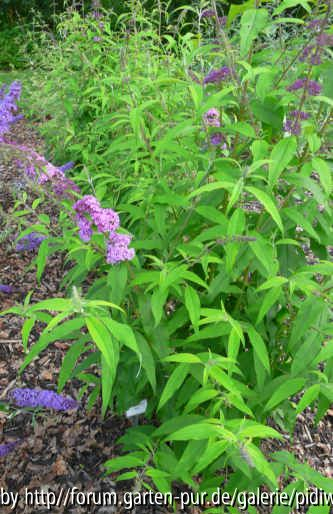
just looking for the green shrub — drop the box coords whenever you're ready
[3,0,333,509]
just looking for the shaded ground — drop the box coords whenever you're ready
[0,119,332,513]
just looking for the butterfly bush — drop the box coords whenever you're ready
[9,388,78,411]
[0,82,135,267]
[14,146,80,198]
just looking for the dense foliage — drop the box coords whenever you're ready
[1,0,333,510]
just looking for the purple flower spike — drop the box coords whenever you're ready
[308,80,321,96]
[287,79,321,96]
[0,284,13,294]
[106,233,135,265]
[210,132,223,145]
[73,195,134,264]
[287,79,306,91]
[201,9,216,18]
[0,440,21,458]
[203,66,231,84]
[203,108,221,127]
[284,119,301,135]
[316,33,333,47]
[15,233,46,252]
[289,110,309,120]
[308,19,325,30]
[76,215,93,242]
[9,388,78,411]
[0,81,22,140]
[73,195,120,238]
[59,161,74,172]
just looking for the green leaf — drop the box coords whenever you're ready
[226,122,256,138]
[239,423,282,439]
[167,423,233,441]
[188,181,234,199]
[104,455,145,472]
[264,378,305,411]
[21,317,35,352]
[226,393,254,417]
[273,0,311,15]
[163,353,202,364]
[246,443,278,486]
[291,334,321,376]
[256,286,282,325]
[250,98,284,129]
[289,297,325,352]
[184,388,219,414]
[107,264,128,305]
[158,364,190,411]
[27,298,72,313]
[192,441,229,474]
[20,318,85,373]
[36,239,49,283]
[135,333,156,393]
[268,137,297,187]
[247,326,271,373]
[250,238,278,276]
[240,9,269,58]
[102,318,141,358]
[101,351,118,418]
[226,178,244,214]
[184,286,201,333]
[296,385,321,414]
[256,276,288,291]
[151,288,168,326]
[246,186,283,232]
[283,207,320,242]
[313,340,333,366]
[58,338,88,392]
[228,0,256,25]
[312,157,332,195]
[86,316,119,372]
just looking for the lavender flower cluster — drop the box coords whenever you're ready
[287,78,321,96]
[0,284,13,293]
[202,109,226,148]
[9,388,78,411]
[283,109,310,135]
[15,146,80,198]
[300,19,333,66]
[15,232,46,252]
[0,440,21,458]
[73,195,135,265]
[1,81,135,266]
[0,81,78,199]
[203,108,221,127]
[203,66,231,85]
[0,81,23,141]
[200,9,227,25]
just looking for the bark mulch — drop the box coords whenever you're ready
[0,119,332,514]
